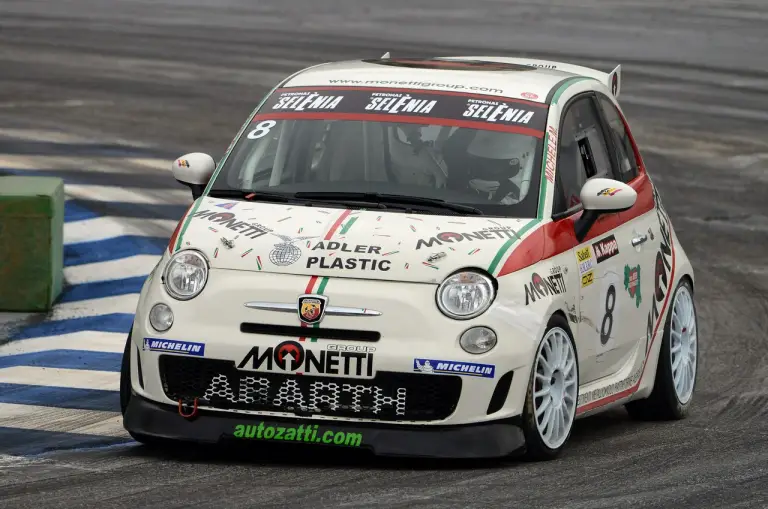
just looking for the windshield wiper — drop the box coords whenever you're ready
[294,192,484,215]
[208,189,293,202]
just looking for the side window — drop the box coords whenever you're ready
[598,96,639,183]
[553,96,613,214]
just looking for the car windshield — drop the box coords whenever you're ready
[213,87,548,217]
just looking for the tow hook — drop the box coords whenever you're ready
[178,398,199,419]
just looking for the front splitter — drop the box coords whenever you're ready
[123,394,526,459]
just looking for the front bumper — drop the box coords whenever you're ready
[124,394,527,459]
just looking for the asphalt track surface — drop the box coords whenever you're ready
[1,0,768,507]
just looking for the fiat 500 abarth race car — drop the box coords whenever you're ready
[121,56,699,460]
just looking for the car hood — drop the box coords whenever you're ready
[178,197,539,284]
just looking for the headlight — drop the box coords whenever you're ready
[163,250,209,300]
[436,271,495,319]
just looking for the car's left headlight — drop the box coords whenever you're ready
[163,249,209,300]
[436,270,496,319]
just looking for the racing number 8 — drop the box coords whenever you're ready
[600,284,616,345]
[247,120,277,140]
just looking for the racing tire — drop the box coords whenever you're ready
[625,279,697,421]
[120,330,170,447]
[521,314,579,461]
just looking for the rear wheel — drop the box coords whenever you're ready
[626,279,697,420]
[521,315,579,461]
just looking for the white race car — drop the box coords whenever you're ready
[121,56,698,460]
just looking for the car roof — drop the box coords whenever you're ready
[282,56,620,104]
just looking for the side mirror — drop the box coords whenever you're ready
[574,178,637,242]
[171,153,216,200]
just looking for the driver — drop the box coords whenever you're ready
[464,130,532,204]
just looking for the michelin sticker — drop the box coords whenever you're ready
[144,338,206,357]
[413,358,495,378]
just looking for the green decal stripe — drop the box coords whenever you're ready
[175,82,285,251]
[487,219,540,275]
[339,216,358,234]
[550,76,594,106]
[310,276,330,339]
[316,276,330,295]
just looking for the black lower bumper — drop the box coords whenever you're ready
[123,394,527,459]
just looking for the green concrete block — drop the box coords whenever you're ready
[0,176,65,311]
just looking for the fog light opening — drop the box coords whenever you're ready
[460,327,497,354]
[149,303,174,332]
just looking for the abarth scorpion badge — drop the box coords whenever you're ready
[297,294,328,325]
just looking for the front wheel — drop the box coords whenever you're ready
[625,278,698,420]
[521,314,579,461]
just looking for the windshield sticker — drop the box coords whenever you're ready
[255,87,548,136]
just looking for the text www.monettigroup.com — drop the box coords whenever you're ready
[328,79,502,94]
[233,422,363,447]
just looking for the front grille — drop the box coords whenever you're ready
[159,355,461,422]
[240,323,380,342]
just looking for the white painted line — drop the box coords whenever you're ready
[65,184,190,205]
[52,295,140,321]
[63,255,161,285]
[0,367,119,391]
[0,332,127,357]
[0,403,128,438]
[64,216,177,244]
[0,155,172,174]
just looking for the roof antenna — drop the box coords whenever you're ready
[381,51,390,59]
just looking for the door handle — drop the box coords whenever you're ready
[631,234,648,247]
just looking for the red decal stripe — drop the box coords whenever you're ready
[167,204,194,254]
[298,209,349,341]
[253,113,544,139]
[275,86,547,107]
[497,173,654,277]
[325,209,352,240]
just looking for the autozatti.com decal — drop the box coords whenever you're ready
[233,422,363,447]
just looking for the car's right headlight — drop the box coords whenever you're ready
[163,250,209,300]
[436,270,496,319]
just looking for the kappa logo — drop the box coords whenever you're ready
[593,235,619,263]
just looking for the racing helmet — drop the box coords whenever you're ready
[467,130,532,177]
